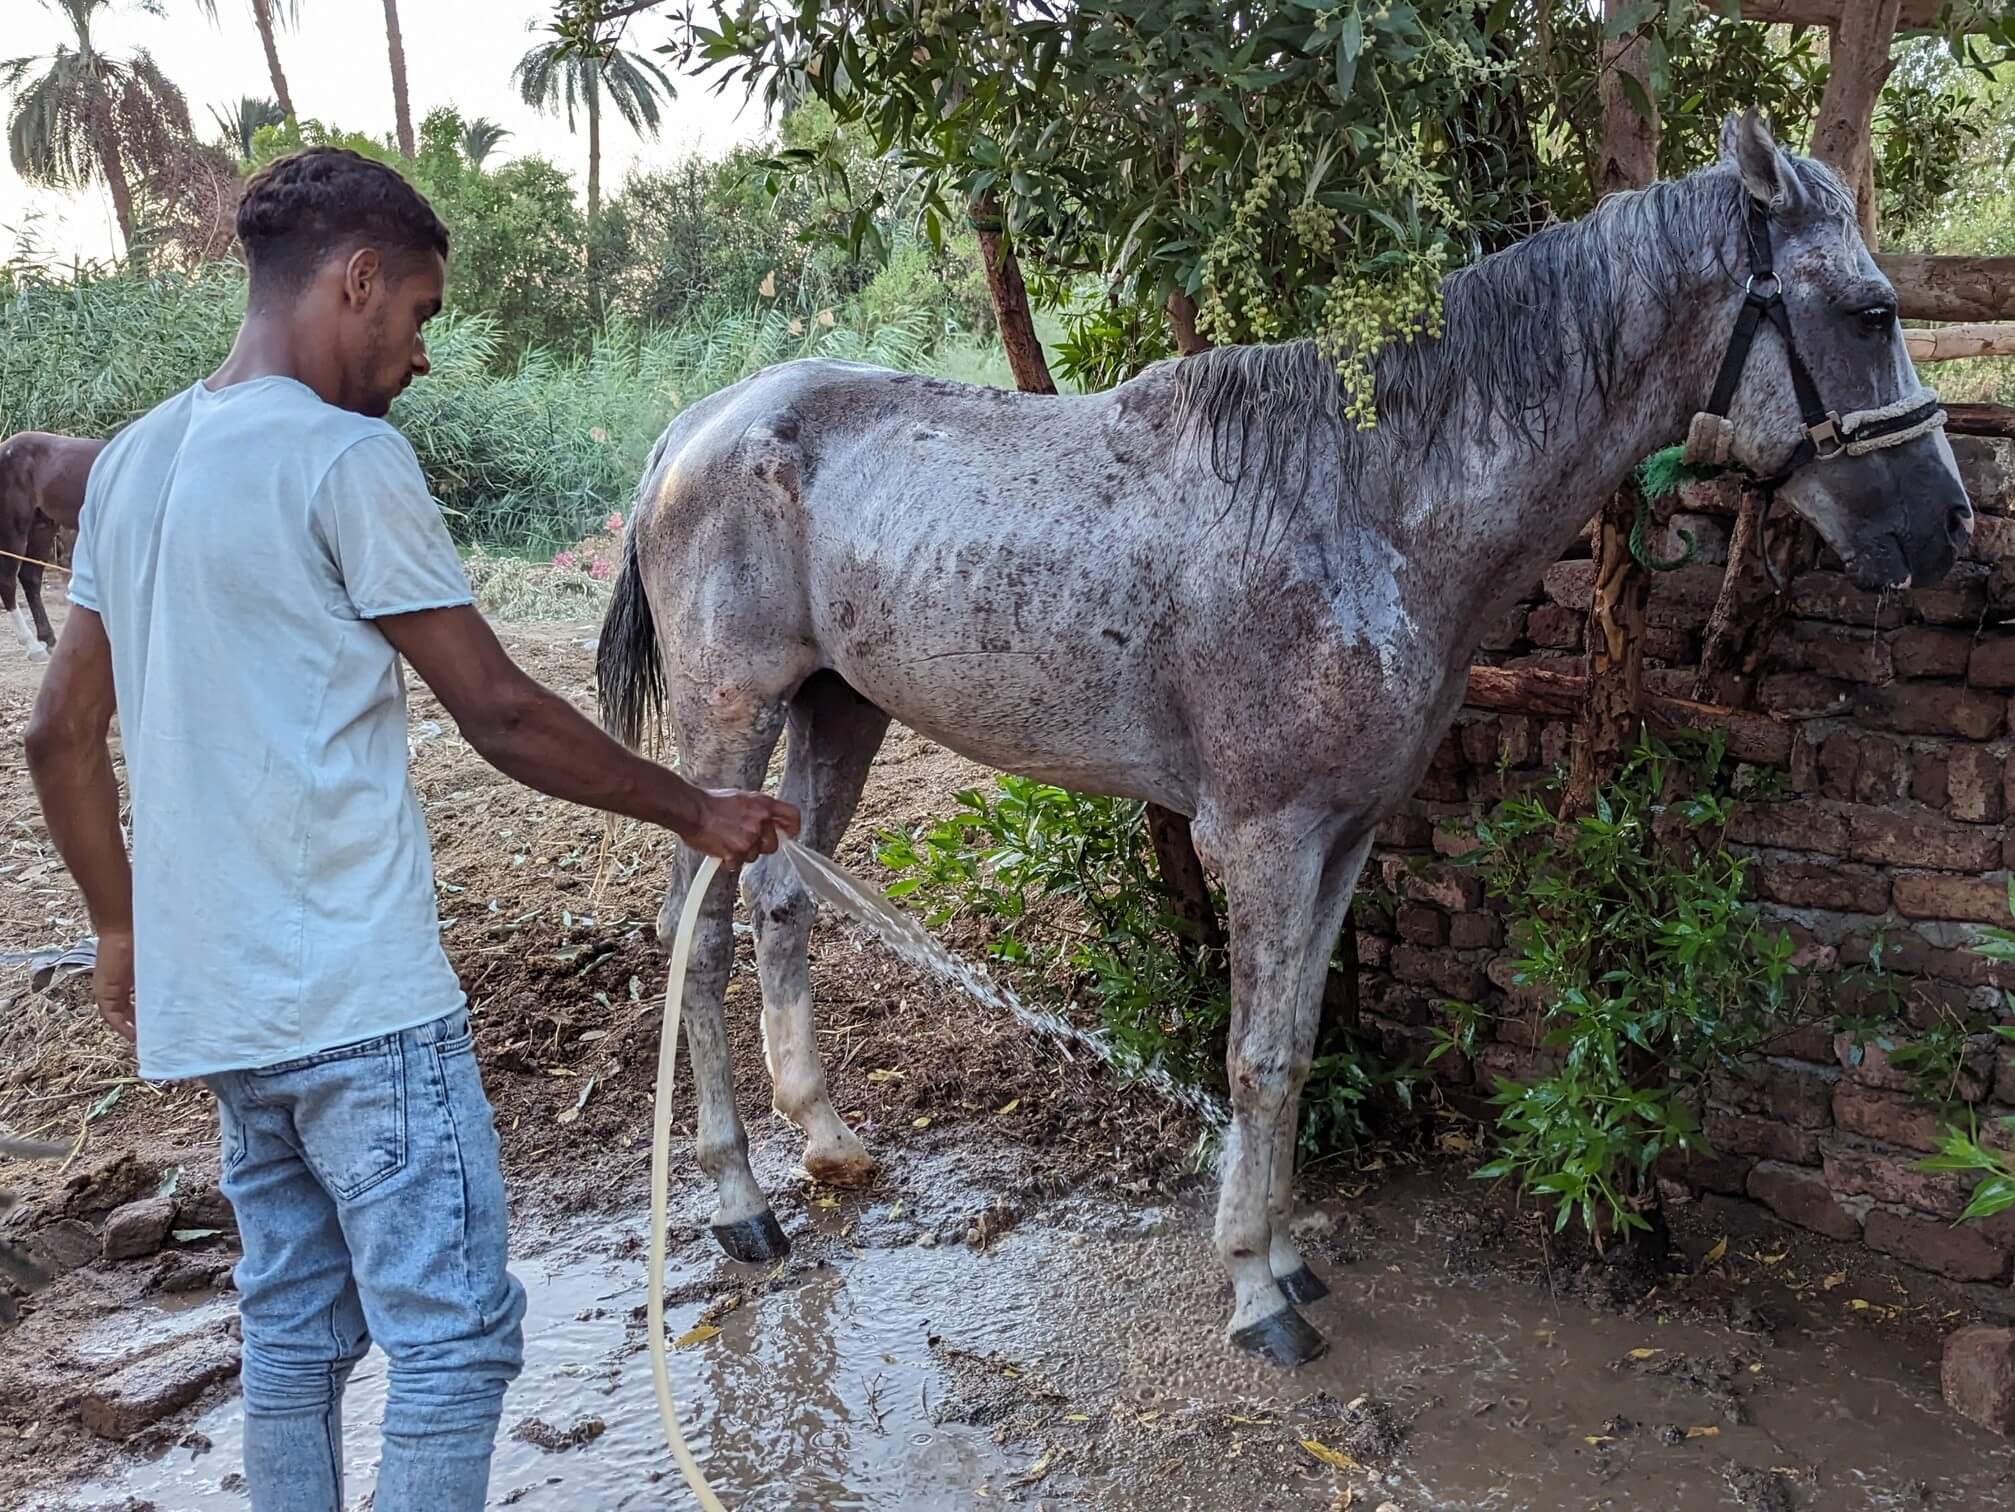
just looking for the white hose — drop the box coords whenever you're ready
[647,850,729,1512]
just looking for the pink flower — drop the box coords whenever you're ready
[604,511,625,535]
[588,557,613,582]
[551,550,577,570]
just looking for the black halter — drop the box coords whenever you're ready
[1693,198,1945,488]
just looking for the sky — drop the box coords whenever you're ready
[1,0,769,264]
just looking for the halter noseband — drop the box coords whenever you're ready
[1682,197,1946,484]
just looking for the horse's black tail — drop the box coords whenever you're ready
[597,525,664,755]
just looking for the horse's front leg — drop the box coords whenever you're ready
[1204,811,1366,1366]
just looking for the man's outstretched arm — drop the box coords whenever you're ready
[376,604,798,863]
[25,606,135,1040]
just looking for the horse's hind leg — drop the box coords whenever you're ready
[660,684,791,1264]
[1202,810,1367,1367]
[744,671,890,1187]
[21,513,56,651]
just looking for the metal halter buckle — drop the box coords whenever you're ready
[1807,414,1844,459]
[1744,271,1781,301]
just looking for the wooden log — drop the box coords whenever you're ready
[1708,1,1947,27]
[1906,322,2015,363]
[1947,402,2015,439]
[1465,665,1796,768]
[1880,255,2015,323]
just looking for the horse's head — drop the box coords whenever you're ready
[1706,111,1971,591]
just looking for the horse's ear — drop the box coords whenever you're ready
[1720,109,1794,209]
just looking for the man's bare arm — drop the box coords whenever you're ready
[376,604,798,863]
[25,606,136,1039]
[0,433,108,532]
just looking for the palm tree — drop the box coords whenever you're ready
[513,18,673,221]
[189,0,300,124]
[382,0,414,158]
[209,94,283,159]
[3,0,193,255]
[460,115,509,170]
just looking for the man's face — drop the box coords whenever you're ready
[341,248,446,418]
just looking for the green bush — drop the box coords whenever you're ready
[876,776,1413,1152]
[1921,879,2015,1225]
[1449,731,1798,1238]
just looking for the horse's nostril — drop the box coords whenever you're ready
[1950,505,1974,540]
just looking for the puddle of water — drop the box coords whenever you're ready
[66,1171,2015,1512]
[73,1219,1063,1512]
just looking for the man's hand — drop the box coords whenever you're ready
[688,790,801,865]
[93,928,136,1043]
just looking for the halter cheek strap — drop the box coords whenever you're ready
[1683,197,1945,480]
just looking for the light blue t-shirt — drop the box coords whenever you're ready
[70,376,473,1080]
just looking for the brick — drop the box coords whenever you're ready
[1705,1109,1820,1165]
[1479,605,1527,652]
[1769,620,1893,683]
[102,1196,175,1262]
[1855,682,2007,740]
[1823,1136,1978,1219]
[1402,862,1483,913]
[1714,1061,1838,1128]
[1539,720,1573,769]
[1458,720,1499,769]
[1378,811,1434,849]
[1542,560,1594,612]
[1892,626,1976,679]
[1944,1326,2015,1437]
[1526,603,1583,650]
[1643,627,1693,663]
[1758,1019,1841,1064]
[1448,912,1501,950]
[79,1332,242,1439]
[1396,902,1448,947]
[1817,733,1859,801]
[1789,573,1909,628]
[1759,673,1853,719]
[1497,717,1535,768]
[1866,1207,2011,1283]
[1974,638,2015,690]
[1756,861,1889,916]
[1968,514,2015,563]
[1949,747,2006,824]
[1433,824,1483,860]
[1355,934,1390,971]
[1725,800,1850,855]
[1911,748,1949,808]
[1839,931,2002,989]
[1476,1040,1563,1085]
[1832,1083,1944,1153]
[1645,563,1732,629]
[1837,1030,1991,1102]
[1913,564,1992,627]
[1662,512,1731,566]
[1390,946,1489,1002]
[1747,1160,1862,1241]
[1893,872,2015,927]
[1847,809,2002,871]
[1659,1146,1756,1197]
[1953,436,2015,513]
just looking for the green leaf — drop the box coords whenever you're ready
[1619,71,1656,128]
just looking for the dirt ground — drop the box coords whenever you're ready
[4,606,2015,1510]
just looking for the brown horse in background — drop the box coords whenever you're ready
[0,434,104,660]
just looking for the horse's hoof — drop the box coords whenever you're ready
[711,1211,790,1264]
[801,1149,878,1189]
[1277,1263,1330,1306]
[1229,1306,1329,1368]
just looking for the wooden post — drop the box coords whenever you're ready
[971,193,1057,396]
[1567,1,1658,812]
[1810,0,1901,243]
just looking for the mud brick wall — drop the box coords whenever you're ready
[1358,436,2015,1282]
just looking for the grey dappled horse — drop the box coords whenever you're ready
[598,115,1972,1366]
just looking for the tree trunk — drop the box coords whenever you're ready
[1568,1,1658,815]
[383,0,416,159]
[1691,491,1786,707]
[587,77,602,222]
[91,108,138,259]
[1166,286,1209,356]
[1810,1,1900,242]
[970,194,1056,395]
[252,0,295,123]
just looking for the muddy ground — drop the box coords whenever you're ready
[4,608,2015,1510]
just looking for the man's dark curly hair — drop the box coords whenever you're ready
[236,147,449,301]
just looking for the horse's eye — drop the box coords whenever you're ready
[1859,304,1897,332]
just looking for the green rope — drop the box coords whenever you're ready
[1624,444,1720,573]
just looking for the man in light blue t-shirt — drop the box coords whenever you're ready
[25,148,798,1511]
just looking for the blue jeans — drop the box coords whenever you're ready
[207,1008,526,1512]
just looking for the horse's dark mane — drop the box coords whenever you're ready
[1167,153,1858,546]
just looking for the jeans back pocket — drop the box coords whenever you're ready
[255,1037,410,1201]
